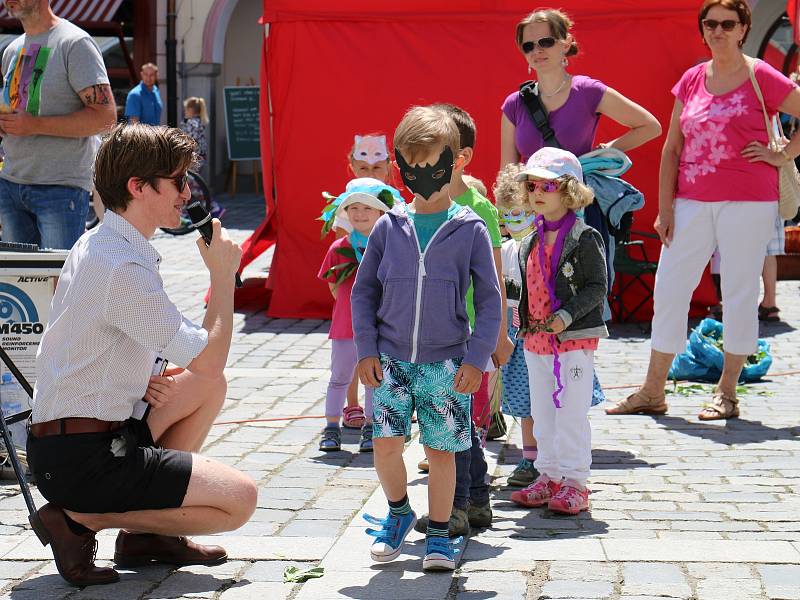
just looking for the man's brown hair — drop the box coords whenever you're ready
[393,105,460,164]
[94,123,196,212]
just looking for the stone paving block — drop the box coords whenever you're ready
[620,563,691,598]
[670,520,764,532]
[3,571,76,598]
[145,571,234,600]
[656,531,724,540]
[619,596,692,600]
[295,568,456,600]
[218,581,292,600]
[592,530,659,539]
[70,577,159,600]
[540,580,614,599]
[280,519,343,537]
[548,561,618,581]
[757,565,800,600]
[695,578,765,600]
[456,570,527,599]
[685,562,756,579]
[295,508,358,521]
[460,537,604,571]
[602,539,800,563]
[256,495,307,511]
[0,561,41,580]
[236,520,281,536]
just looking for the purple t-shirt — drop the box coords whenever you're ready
[501,75,608,160]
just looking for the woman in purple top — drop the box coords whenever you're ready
[500,8,661,166]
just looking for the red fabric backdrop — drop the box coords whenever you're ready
[245,0,711,319]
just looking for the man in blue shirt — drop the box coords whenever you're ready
[124,62,162,125]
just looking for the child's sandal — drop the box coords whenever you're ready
[342,405,365,429]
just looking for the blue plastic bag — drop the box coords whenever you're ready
[668,318,772,383]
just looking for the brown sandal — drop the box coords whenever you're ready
[605,390,668,415]
[698,392,739,421]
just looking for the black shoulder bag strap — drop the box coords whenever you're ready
[519,80,562,149]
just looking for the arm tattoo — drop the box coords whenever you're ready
[81,84,113,106]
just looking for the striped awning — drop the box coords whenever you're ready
[0,0,124,21]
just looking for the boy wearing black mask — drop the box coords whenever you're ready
[351,105,502,571]
[413,104,514,537]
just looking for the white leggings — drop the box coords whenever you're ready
[652,199,776,356]
[525,349,594,486]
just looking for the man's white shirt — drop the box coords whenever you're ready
[32,210,208,423]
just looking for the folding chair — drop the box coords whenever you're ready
[609,212,660,324]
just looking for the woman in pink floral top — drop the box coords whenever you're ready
[607,0,800,421]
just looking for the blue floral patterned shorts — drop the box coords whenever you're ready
[372,354,472,452]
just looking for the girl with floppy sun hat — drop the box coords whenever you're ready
[317,179,403,452]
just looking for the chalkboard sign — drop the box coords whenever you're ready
[223,86,261,161]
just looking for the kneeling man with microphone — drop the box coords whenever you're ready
[27,123,256,586]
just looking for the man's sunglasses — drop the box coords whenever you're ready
[525,180,560,193]
[167,173,189,193]
[521,37,556,53]
[701,19,740,32]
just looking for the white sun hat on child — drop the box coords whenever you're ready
[335,177,399,216]
[516,147,583,182]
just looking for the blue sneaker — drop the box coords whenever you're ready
[422,535,460,571]
[363,510,417,562]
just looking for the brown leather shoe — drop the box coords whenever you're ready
[114,531,227,567]
[30,504,119,587]
[605,390,668,415]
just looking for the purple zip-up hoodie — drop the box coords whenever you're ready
[351,203,501,369]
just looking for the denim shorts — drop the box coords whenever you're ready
[372,354,472,452]
[0,178,89,249]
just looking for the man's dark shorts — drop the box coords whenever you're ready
[27,418,192,513]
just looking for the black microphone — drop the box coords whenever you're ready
[186,200,243,288]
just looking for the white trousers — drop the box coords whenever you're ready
[651,199,776,356]
[524,349,593,485]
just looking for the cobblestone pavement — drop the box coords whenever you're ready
[1,195,798,599]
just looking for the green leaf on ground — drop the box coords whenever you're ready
[284,565,325,583]
[666,382,774,397]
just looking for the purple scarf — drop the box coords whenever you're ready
[535,210,577,408]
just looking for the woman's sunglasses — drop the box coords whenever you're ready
[521,37,556,53]
[701,19,740,32]
[525,180,560,193]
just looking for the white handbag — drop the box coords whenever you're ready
[748,58,800,220]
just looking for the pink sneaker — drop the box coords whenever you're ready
[510,477,561,508]
[548,484,590,515]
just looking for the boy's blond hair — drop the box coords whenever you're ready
[526,176,594,211]
[393,105,460,164]
[462,174,487,197]
[493,163,527,210]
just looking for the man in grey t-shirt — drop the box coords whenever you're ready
[0,0,116,249]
